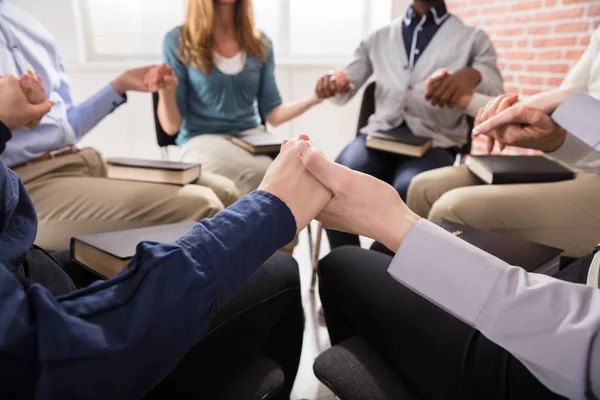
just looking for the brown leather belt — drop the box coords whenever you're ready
[11,146,80,170]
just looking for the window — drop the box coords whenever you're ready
[79,0,392,62]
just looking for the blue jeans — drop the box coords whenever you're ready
[327,133,456,249]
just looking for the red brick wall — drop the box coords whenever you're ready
[445,0,599,154]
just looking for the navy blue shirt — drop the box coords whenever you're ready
[0,154,296,399]
[402,2,450,70]
[0,121,10,155]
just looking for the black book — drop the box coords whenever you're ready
[71,222,196,278]
[365,126,432,157]
[439,220,563,275]
[467,155,574,185]
[106,158,201,185]
[231,132,282,154]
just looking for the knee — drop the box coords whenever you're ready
[179,188,225,220]
[220,178,240,207]
[262,252,301,291]
[406,170,442,216]
[239,158,272,194]
[428,188,486,225]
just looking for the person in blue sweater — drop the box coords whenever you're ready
[0,74,332,399]
[157,0,325,195]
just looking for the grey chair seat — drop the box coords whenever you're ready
[219,354,285,400]
[313,337,420,400]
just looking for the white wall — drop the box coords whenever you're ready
[14,0,367,161]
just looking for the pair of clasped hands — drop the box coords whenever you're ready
[0,64,178,131]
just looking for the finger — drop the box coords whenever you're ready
[497,94,519,113]
[426,68,449,92]
[479,94,509,124]
[485,136,495,154]
[429,77,453,106]
[499,143,506,152]
[475,107,485,129]
[297,134,311,141]
[297,141,343,192]
[473,106,529,136]
[439,84,458,108]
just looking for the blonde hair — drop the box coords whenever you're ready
[179,0,267,74]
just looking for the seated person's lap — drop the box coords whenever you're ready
[181,134,272,196]
[319,246,564,400]
[407,165,600,257]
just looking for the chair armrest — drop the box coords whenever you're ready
[313,337,420,400]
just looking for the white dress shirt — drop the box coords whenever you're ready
[389,92,600,399]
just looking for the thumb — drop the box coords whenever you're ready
[30,100,54,116]
[297,141,342,192]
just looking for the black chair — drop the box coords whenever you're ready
[152,92,178,160]
[313,336,420,400]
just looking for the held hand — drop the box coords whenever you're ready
[425,67,482,108]
[0,75,54,129]
[148,64,178,94]
[473,104,567,153]
[315,70,354,99]
[516,89,573,115]
[475,94,520,153]
[19,70,47,105]
[296,139,420,251]
[258,138,332,234]
[112,64,164,95]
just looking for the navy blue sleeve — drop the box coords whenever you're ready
[0,180,296,399]
[0,121,11,155]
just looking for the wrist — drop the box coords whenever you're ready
[310,93,324,105]
[545,127,568,152]
[465,68,482,87]
[376,204,421,252]
[111,75,127,96]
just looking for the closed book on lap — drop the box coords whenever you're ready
[439,220,563,275]
[365,127,432,158]
[106,158,201,185]
[466,155,574,185]
[231,131,282,154]
[71,222,196,279]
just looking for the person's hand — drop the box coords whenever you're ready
[296,139,420,251]
[147,64,178,94]
[315,70,355,99]
[0,75,54,129]
[111,65,165,95]
[515,89,573,115]
[425,67,482,108]
[19,70,47,105]
[473,97,567,153]
[258,137,332,234]
[474,94,520,153]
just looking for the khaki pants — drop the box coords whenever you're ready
[15,148,239,251]
[181,134,272,196]
[407,165,600,258]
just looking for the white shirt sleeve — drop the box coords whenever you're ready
[547,92,600,173]
[388,219,600,400]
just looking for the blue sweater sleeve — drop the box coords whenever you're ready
[0,183,296,399]
[257,36,283,120]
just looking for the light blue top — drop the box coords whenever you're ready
[162,27,282,146]
[0,1,127,167]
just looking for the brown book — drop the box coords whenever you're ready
[439,220,563,275]
[365,127,432,158]
[466,155,574,185]
[106,158,201,185]
[231,133,282,154]
[70,222,196,278]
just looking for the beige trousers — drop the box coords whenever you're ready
[180,134,273,196]
[407,165,600,257]
[15,148,239,251]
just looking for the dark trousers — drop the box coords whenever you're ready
[318,246,581,400]
[328,133,456,249]
[54,251,303,400]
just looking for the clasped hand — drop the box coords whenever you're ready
[259,136,420,251]
[0,72,53,130]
